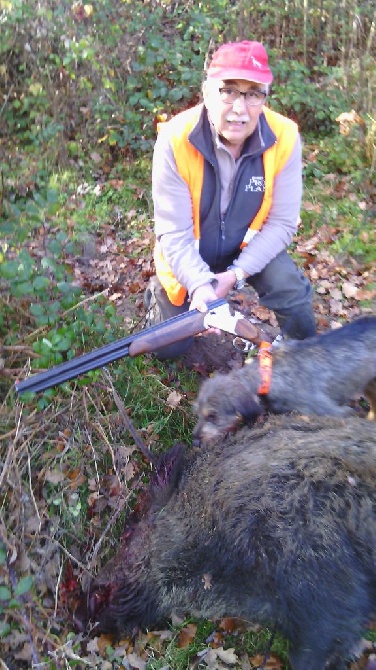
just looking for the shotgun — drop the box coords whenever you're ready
[15,298,263,396]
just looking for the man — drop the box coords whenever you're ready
[145,40,316,357]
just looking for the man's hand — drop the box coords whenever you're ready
[190,283,218,313]
[190,268,243,313]
[215,270,240,296]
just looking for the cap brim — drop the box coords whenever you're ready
[207,68,273,85]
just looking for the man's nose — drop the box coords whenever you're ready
[232,95,248,113]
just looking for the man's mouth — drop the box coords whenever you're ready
[226,119,249,125]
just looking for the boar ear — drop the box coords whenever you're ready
[152,442,186,509]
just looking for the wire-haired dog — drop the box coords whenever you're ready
[193,316,376,445]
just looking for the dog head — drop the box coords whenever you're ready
[193,373,264,446]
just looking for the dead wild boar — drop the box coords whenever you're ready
[75,415,376,670]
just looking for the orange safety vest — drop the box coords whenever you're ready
[154,106,298,306]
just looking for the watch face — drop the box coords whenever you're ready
[228,265,246,289]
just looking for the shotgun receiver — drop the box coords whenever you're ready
[15,298,262,396]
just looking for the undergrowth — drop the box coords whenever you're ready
[0,0,375,667]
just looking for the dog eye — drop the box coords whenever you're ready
[206,411,218,422]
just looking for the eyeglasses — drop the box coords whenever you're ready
[218,87,266,107]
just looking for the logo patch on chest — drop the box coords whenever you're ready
[245,176,265,192]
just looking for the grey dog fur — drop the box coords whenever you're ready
[193,315,376,445]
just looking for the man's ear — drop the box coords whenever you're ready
[202,80,209,106]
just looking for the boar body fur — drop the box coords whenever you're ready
[80,415,376,670]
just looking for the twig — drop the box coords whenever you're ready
[93,419,121,480]
[0,407,23,488]
[54,559,64,619]
[33,535,91,574]
[0,442,14,490]
[101,367,157,465]
[85,429,100,489]
[0,427,17,441]
[26,446,42,530]
[0,84,14,120]
[1,345,38,354]
[0,169,4,219]
[87,488,135,571]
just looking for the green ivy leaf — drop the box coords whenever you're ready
[14,575,33,597]
[46,188,59,203]
[33,276,51,291]
[0,622,11,637]
[0,586,11,601]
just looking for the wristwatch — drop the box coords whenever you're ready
[227,265,247,290]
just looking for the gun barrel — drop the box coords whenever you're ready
[15,341,132,395]
[15,298,227,396]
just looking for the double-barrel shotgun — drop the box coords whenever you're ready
[15,298,265,396]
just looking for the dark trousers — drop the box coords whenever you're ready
[144,250,317,359]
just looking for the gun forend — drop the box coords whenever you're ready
[128,300,221,356]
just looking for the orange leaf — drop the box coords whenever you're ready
[177,623,197,648]
[219,617,249,634]
[250,652,283,669]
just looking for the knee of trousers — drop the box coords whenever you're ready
[252,254,314,312]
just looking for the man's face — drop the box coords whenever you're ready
[203,78,266,153]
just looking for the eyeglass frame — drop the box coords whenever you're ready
[218,86,267,107]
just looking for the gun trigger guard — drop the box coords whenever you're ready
[233,337,257,353]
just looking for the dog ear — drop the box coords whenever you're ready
[235,393,264,425]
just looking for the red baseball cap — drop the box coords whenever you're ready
[207,41,273,85]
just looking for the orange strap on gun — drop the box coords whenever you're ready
[15,299,263,396]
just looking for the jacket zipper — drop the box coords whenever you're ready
[220,219,225,240]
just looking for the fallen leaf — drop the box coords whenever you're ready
[127,652,147,670]
[109,292,123,301]
[90,151,102,162]
[208,630,225,647]
[14,643,34,661]
[219,618,250,634]
[216,647,239,665]
[357,288,376,301]
[177,623,197,648]
[44,469,65,484]
[329,287,342,301]
[202,647,239,668]
[166,390,183,408]
[342,282,359,299]
[302,201,322,213]
[250,652,283,669]
[87,633,115,655]
[329,298,345,315]
[329,320,343,330]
